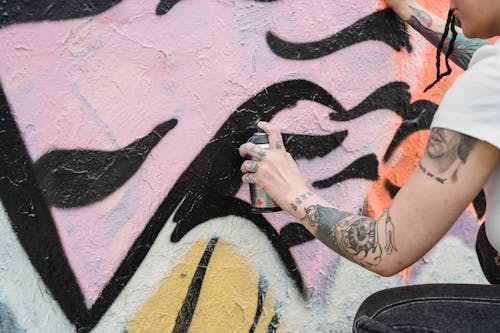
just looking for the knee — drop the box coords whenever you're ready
[353,314,396,333]
[352,289,402,333]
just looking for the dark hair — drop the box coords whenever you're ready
[424,10,458,92]
[457,135,476,163]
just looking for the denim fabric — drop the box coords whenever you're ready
[353,284,500,333]
[476,222,500,284]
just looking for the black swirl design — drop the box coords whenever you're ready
[34,119,177,208]
[267,10,411,60]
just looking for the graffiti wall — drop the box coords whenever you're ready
[0,0,488,332]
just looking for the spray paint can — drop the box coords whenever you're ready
[247,131,282,213]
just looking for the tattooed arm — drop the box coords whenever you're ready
[296,197,397,271]
[385,0,490,69]
[240,122,499,276]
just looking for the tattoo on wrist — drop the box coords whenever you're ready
[276,139,284,150]
[290,191,313,211]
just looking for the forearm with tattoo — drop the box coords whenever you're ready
[407,5,490,69]
[294,193,397,268]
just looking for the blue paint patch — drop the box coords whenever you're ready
[0,301,26,333]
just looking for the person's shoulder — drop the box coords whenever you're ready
[468,41,500,72]
[432,41,500,148]
[451,42,500,91]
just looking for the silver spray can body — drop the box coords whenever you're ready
[247,132,282,213]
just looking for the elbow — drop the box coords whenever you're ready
[375,269,399,278]
[371,264,405,278]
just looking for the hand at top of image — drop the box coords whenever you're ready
[384,0,417,21]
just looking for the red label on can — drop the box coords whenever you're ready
[256,199,263,207]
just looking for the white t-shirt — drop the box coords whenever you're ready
[431,40,500,251]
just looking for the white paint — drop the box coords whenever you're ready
[0,203,74,332]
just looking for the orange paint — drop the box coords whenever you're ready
[373,1,476,281]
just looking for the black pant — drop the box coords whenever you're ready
[353,224,500,333]
[353,284,500,332]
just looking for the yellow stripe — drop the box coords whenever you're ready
[127,238,277,333]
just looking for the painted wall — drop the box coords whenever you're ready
[0,0,487,332]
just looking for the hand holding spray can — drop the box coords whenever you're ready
[247,131,282,213]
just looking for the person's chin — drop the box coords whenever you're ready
[462,30,474,38]
[454,16,474,38]
[461,26,477,39]
[462,25,495,39]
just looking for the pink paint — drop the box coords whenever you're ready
[0,0,397,304]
